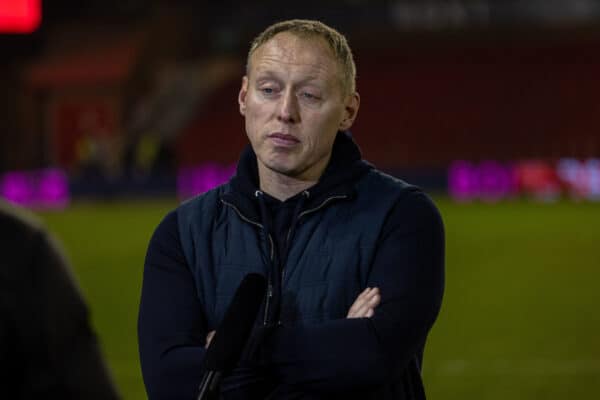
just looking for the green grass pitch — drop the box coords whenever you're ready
[37,197,600,399]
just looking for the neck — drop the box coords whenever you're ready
[258,165,322,201]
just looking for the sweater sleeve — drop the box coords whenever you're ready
[261,191,445,392]
[138,210,208,399]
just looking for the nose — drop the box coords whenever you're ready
[277,89,299,123]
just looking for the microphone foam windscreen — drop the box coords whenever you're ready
[204,273,267,371]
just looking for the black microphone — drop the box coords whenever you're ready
[197,273,267,400]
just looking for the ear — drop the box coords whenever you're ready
[238,76,249,116]
[339,92,360,131]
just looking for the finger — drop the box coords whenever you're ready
[358,288,380,308]
[347,287,380,317]
[353,298,376,318]
[356,287,372,301]
[352,304,371,318]
[349,291,381,318]
[365,308,374,318]
[347,288,371,316]
[347,287,380,318]
[354,294,379,317]
[347,303,363,318]
[360,287,378,299]
[369,292,381,307]
[348,302,367,318]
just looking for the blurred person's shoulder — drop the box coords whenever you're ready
[0,199,45,242]
[0,200,58,290]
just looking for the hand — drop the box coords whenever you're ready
[346,287,380,318]
[205,330,216,348]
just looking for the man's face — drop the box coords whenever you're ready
[239,32,359,181]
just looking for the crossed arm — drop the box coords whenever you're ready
[205,287,381,348]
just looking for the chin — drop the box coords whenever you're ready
[262,153,298,173]
[266,162,299,177]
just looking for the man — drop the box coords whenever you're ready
[139,19,444,399]
[0,199,120,399]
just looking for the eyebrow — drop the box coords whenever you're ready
[253,71,279,81]
[253,71,325,88]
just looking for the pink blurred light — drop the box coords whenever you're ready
[1,171,34,206]
[448,160,478,202]
[479,160,515,202]
[447,159,600,202]
[0,168,69,209]
[38,168,70,208]
[178,164,236,199]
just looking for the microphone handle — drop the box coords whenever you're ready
[197,370,222,400]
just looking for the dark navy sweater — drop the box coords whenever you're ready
[138,133,445,399]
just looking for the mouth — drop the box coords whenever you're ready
[267,132,300,147]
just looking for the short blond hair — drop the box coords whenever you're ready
[246,19,357,95]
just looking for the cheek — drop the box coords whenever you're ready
[246,100,272,125]
[244,100,266,132]
[319,104,344,125]
[310,109,344,137]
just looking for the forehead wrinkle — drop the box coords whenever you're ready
[253,58,329,81]
[256,55,329,69]
[252,48,332,73]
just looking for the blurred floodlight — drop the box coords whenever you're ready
[0,0,41,33]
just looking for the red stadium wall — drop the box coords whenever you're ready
[177,79,246,166]
[177,36,600,169]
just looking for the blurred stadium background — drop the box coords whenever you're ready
[1,0,599,398]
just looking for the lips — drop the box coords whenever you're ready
[268,132,300,147]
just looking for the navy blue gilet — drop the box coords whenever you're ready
[176,168,418,331]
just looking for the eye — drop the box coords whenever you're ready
[259,86,278,97]
[301,92,320,100]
